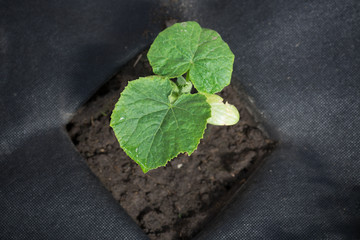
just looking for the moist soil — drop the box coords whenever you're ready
[66,51,275,240]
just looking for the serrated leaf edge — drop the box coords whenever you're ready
[110,79,211,173]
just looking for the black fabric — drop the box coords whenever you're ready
[1,1,159,239]
[0,128,148,239]
[1,0,360,239]
[188,0,360,239]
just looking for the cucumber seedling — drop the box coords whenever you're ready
[110,21,239,173]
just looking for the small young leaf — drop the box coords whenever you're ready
[203,93,240,126]
[110,76,211,173]
[177,76,193,94]
[148,21,234,94]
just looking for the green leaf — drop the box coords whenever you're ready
[202,93,240,126]
[189,28,235,94]
[110,76,211,173]
[148,22,201,78]
[148,21,234,94]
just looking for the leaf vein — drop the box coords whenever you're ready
[145,108,171,165]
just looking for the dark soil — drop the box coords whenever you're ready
[66,51,275,240]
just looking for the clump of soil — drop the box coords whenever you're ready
[66,51,275,240]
